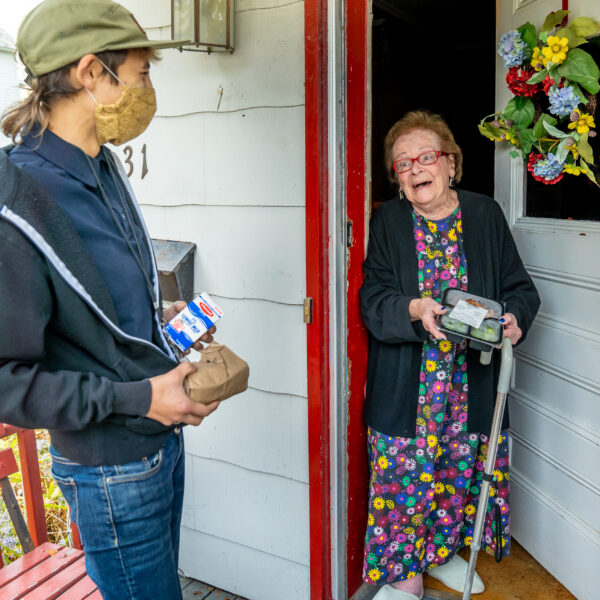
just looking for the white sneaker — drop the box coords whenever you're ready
[427,554,485,594]
[372,585,422,600]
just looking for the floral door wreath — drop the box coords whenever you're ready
[479,10,600,186]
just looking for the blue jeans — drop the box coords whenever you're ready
[50,431,185,600]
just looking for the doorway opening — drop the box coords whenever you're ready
[371,1,496,208]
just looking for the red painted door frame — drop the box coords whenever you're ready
[304,1,332,598]
[305,1,369,598]
[345,0,370,596]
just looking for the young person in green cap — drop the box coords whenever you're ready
[0,1,219,598]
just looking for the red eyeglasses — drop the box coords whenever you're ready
[392,150,449,173]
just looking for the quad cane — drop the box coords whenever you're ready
[461,337,513,600]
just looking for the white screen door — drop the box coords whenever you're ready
[495,3,600,599]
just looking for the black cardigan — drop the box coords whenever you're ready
[360,189,541,437]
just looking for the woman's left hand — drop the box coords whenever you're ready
[499,312,521,345]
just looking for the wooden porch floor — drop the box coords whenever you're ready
[179,576,249,600]
[353,539,576,600]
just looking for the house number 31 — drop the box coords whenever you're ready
[123,144,149,179]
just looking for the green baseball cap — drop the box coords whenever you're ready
[17,0,189,78]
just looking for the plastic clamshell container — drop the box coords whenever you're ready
[436,289,504,351]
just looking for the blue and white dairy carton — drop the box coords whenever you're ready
[164,292,223,352]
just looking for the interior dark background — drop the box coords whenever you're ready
[371,0,496,205]
[371,1,600,221]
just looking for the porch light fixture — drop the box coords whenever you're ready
[171,0,234,53]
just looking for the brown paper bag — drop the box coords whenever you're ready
[183,342,249,404]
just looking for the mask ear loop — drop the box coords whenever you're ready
[95,57,125,85]
[85,58,125,104]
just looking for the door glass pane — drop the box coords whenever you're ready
[525,42,600,222]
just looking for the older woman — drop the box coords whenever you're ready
[360,110,540,600]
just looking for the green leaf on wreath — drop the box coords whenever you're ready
[555,26,588,49]
[580,159,598,185]
[577,133,594,164]
[556,138,570,163]
[543,121,569,138]
[533,113,558,139]
[504,96,535,128]
[526,69,548,85]
[539,31,549,45]
[569,82,588,104]
[570,17,600,38]
[517,22,538,57]
[518,128,535,155]
[541,10,569,33]
[478,124,496,141]
[555,48,600,94]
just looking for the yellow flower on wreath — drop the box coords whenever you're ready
[505,131,519,146]
[531,46,544,71]
[541,36,569,65]
[568,109,595,135]
[563,163,586,176]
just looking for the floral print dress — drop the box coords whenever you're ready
[362,208,510,586]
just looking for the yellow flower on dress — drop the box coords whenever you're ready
[426,360,437,372]
[420,472,433,482]
[541,36,569,65]
[373,496,385,510]
[368,568,383,582]
[415,537,424,548]
[493,469,504,482]
[435,482,445,494]
[368,513,375,526]
[465,504,476,516]
[427,434,438,447]
[448,228,457,241]
[439,339,452,352]
[436,446,443,458]
[377,456,390,470]
[456,220,462,233]
[568,109,596,135]
[437,546,449,558]
[531,46,544,71]
[464,536,473,546]
[429,222,438,233]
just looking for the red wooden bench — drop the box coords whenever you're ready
[0,425,99,599]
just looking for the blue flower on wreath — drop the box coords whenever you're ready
[548,85,580,117]
[533,153,565,180]
[497,30,526,68]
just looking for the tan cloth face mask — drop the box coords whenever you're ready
[87,61,157,146]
